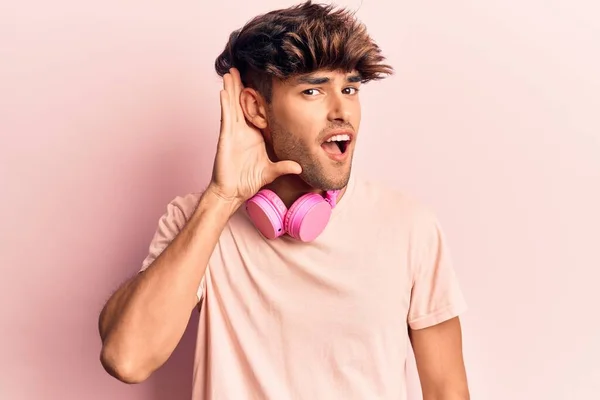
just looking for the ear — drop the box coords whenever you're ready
[239,88,268,130]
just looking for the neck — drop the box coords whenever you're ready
[263,175,347,209]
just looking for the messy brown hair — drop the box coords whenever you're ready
[214,1,393,102]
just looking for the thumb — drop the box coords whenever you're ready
[263,160,302,183]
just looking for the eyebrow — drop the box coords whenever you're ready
[296,73,363,85]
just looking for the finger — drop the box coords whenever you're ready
[223,71,231,95]
[230,67,244,87]
[219,89,231,136]
[230,68,243,122]
[264,161,302,183]
[224,72,237,124]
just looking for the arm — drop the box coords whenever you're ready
[409,317,470,400]
[406,208,470,399]
[98,187,240,384]
[98,67,301,384]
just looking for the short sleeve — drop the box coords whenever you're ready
[407,213,467,330]
[139,194,206,302]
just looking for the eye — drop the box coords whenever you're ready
[302,89,320,96]
[343,87,360,95]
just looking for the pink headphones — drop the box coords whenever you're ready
[245,189,339,242]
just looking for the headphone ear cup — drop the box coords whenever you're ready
[245,190,288,239]
[285,193,333,242]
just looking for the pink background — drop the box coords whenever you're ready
[1,1,599,399]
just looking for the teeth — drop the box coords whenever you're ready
[326,134,350,142]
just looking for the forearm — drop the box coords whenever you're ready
[422,386,470,400]
[424,395,470,400]
[99,188,240,383]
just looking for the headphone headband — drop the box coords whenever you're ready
[325,190,340,208]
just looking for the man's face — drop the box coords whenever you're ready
[264,69,362,190]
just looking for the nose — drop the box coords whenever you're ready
[326,93,351,123]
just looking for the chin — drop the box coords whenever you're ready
[299,164,352,191]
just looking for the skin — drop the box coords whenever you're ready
[410,318,471,399]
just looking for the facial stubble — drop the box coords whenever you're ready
[266,114,352,191]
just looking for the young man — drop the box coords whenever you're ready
[99,2,470,399]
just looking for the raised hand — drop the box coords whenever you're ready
[208,68,302,206]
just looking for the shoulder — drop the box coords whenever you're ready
[347,175,445,252]
[167,191,203,219]
[351,175,438,225]
[155,191,204,229]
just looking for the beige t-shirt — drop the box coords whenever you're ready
[140,173,467,400]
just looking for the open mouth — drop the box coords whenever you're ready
[321,134,351,156]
